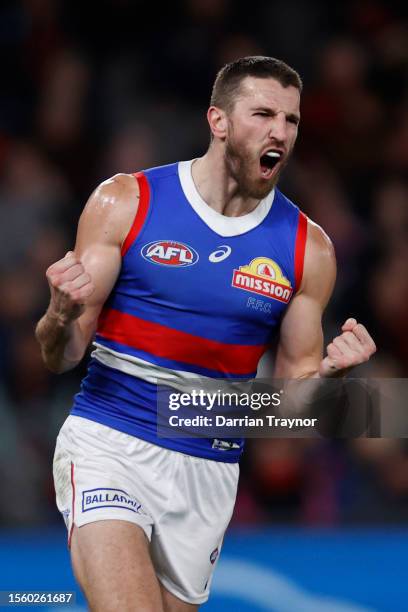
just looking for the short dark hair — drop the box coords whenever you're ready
[210,56,302,112]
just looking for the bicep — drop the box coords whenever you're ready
[274,292,324,378]
[274,220,336,378]
[72,174,138,344]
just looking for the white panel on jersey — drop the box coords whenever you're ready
[92,343,252,394]
[92,343,214,390]
[178,159,275,237]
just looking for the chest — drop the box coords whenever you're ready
[121,220,296,326]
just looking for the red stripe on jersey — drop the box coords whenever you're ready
[121,172,151,257]
[68,462,75,549]
[294,212,308,291]
[97,308,267,375]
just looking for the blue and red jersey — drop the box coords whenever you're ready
[71,160,307,462]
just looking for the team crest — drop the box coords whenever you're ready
[232,257,293,303]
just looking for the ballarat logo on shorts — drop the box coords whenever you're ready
[82,488,143,514]
[232,257,293,303]
[141,240,199,267]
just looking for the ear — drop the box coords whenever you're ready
[207,106,228,139]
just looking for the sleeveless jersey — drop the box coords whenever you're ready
[71,160,307,462]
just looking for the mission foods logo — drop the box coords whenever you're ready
[141,240,199,267]
[232,257,293,303]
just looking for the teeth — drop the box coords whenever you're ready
[266,151,281,158]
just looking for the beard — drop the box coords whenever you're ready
[225,130,286,200]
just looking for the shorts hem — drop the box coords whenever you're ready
[70,513,152,542]
[156,572,209,605]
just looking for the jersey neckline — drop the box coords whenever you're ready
[178,159,275,237]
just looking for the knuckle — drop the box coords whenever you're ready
[69,260,80,271]
[51,276,62,288]
[58,286,70,298]
[46,268,57,281]
[61,280,71,290]
[67,258,79,271]
[60,283,75,297]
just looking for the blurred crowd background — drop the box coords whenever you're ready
[1,0,408,529]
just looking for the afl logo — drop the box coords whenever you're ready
[141,240,199,267]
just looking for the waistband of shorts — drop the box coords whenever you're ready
[68,411,242,463]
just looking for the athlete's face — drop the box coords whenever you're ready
[224,77,300,199]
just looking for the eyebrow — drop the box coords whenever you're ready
[252,106,300,123]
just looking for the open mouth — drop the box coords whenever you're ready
[259,150,282,179]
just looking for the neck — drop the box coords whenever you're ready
[191,144,265,217]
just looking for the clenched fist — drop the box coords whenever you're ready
[319,318,376,377]
[46,251,95,323]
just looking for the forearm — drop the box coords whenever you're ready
[273,375,345,424]
[273,360,342,417]
[35,310,89,373]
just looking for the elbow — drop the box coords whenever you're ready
[40,352,79,374]
[44,362,67,375]
[47,357,80,374]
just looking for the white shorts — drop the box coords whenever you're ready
[53,415,239,605]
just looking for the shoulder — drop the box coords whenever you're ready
[300,217,336,302]
[92,172,140,206]
[79,173,140,245]
[305,218,335,263]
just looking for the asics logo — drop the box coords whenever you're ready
[209,245,232,263]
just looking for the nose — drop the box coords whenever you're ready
[268,112,287,143]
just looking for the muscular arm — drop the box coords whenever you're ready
[274,219,375,379]
[35,173,139,373]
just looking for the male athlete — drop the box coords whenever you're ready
[36,57,376,611]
